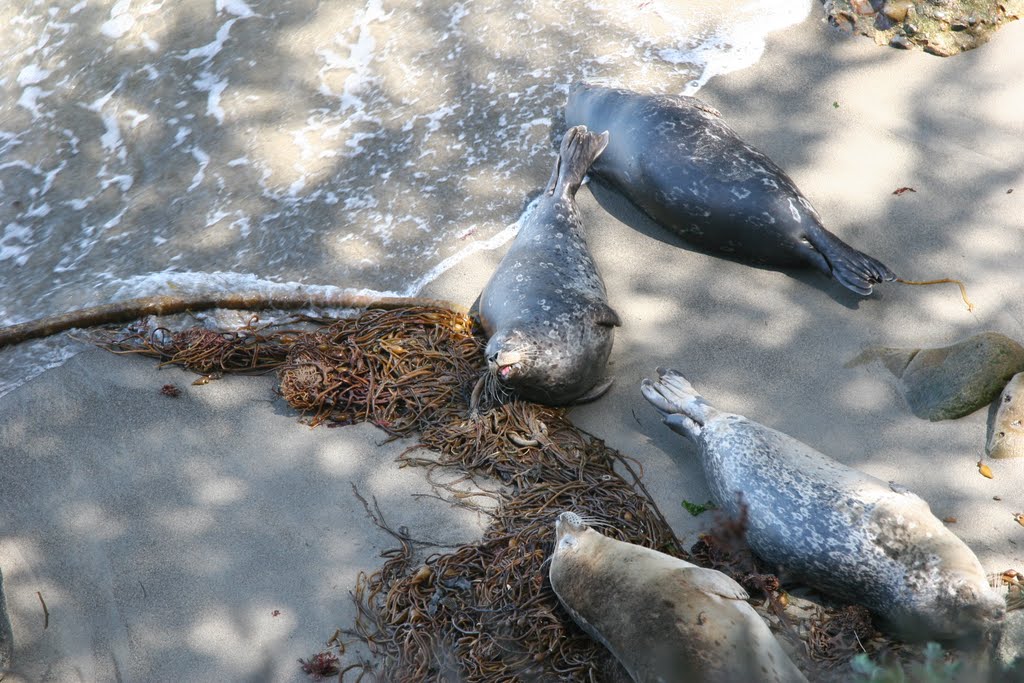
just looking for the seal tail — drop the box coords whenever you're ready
[546,125,609,198]
[806,229,896,296]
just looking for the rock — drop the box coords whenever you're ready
[884,0,915,21]
[848,332,1024,421]
[823,0,1023,56]
[987,371,1024,458]
[0,568,12,671]
[995,607,1024,671]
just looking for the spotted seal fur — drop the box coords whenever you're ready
[549,511,808,683]
[565,83,896,296]
[641,368,1005,642]
[478,125,620,405]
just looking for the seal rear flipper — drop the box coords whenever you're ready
[547,126,610,198]
[804,228,896,296]
[640,369,714,427]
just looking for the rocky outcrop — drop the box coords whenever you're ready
[823,0,1022,55]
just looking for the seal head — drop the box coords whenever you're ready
[550,511,808,683]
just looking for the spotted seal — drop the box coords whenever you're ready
[565,83,896,296]
[478,125,620,405]
[549,511,808,683]
[641,368,1005,642]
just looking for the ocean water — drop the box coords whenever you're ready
[0,0,811,397]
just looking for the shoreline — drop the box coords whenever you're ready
[2,7,1024,681]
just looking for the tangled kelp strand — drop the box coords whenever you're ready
[95,303,944,681]
[278,308,483,430]
[98,314,297,375]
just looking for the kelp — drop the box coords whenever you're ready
[97,304,936,682]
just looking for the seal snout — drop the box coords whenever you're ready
[488,349,524,381]
[558,510,584,529]
[554,511,588,555]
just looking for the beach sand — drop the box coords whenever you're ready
[2,12,1023,682]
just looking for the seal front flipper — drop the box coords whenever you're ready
[572,377,614,404]
[672,565,750,601]
[803,226,896,295]
[588,301,621,328]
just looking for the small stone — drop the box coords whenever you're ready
[883,0,913,21]
[851,0,876,14]
[890,34,913,48]
[904,22,919,35]
[924,41,956,57]
[951,21,969,31]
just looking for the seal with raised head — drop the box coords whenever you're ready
[641,368,1005,642]
[565,83,896,296]
[549,511,808,683]
[478,125,621,405]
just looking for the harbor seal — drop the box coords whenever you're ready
[641,368,1005,642]
[478,126,621,405]
[549,511,808,683]
[564,83,896,296]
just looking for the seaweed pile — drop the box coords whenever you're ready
[99,305,890,681]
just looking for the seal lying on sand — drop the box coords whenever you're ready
[478,126,621,405]
[549,511,807,683]
[565,83,895,296]
[641,368,1005,642]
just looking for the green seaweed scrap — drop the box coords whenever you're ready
[682,499,717,516]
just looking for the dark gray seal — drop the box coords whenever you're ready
[641,368,1005,642]
[565,83,896,296]
[549,511,808,683]
[478,126,620,405]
